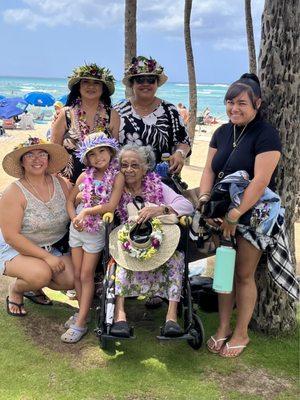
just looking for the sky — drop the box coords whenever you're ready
[0,0,265,83]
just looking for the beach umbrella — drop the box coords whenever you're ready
[58,94,68,105]
[0,97,28,119]
[0,95,6,101]
[24,91,55,107]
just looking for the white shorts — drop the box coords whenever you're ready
[69,223,105,254]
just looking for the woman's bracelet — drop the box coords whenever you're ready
[224,213,239,225]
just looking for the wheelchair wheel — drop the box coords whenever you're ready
[187,313,204,350]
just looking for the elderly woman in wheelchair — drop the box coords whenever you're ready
[108,144,194,338]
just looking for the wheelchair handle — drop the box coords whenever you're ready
[179,215,193,227]
[103,212,114,224]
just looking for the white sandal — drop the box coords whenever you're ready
[207,335,230,354]
[219,342,248,358]
[64,312,79,329]
[61,324,88,343]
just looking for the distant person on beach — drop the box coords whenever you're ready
[115,56,191,174]
[203,107,217,125]
[51,63,120,183]
[0,137,74,317]
[61,133,123,343]
[177,103,189,126]
[199,73,298,357]
[46,101,64,140]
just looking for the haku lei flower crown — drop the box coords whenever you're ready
[125,56,164,76]
[118,218,163,260]
[69,63,115,84]
[14,137,48,150]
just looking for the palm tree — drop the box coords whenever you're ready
[250,0,299,334]
[124,0,137,98]
[184,0,197,148]
[245,0,257,74]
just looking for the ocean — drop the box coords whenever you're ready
[0,76,228,119]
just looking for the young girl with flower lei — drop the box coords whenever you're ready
[62,133,124,343]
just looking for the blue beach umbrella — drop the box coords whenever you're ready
[24,91,55,107]
[58,94,68,105]
[0,95,6,101]
[0,97,28,119]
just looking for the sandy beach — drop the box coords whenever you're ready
[0,122,299,272]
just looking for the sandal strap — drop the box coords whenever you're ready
[7,299,24,307]
[225,343,247,349]
[210,335,228,344]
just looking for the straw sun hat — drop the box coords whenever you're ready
[109,204,180,272]
[2,137,69,178]
[68,63,115,95]
[122,56,168,88]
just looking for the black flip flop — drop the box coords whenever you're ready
[23,291,53,306]
[6,296,27,317]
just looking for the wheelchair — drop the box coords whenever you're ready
[94,213,206,351]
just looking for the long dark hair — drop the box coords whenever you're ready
[66,81,112,108]
[224,73,262,114]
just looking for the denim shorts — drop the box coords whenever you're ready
[0,242,64,276]
[69,223,105,254]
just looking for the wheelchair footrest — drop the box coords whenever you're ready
[100,333,136,341]
[156,333,193,341]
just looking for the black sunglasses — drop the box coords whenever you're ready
[133,76,157,84]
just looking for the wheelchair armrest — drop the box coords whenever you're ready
[103,212,114,224]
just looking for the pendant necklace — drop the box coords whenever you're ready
[24,176,53,212]
[233,124,248,148]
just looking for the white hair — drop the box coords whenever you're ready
[118,144,156,172]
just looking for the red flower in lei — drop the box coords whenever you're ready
[116,172,164,224]
[74,98,107,141]
[82,159,119,233]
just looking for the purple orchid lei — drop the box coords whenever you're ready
[116,171,164,224]
[82,159,119,233]
[74,98,107,140]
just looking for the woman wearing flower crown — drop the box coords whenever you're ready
[115,56,191,174]
[61,133,124,343]
[0,137,74,317]
[51,63,120,183]
[108,144,194,338]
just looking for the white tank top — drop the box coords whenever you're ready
[13,176,70,247]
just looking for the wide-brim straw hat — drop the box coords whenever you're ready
[122,56,168,88]
[2,137,70,178]
[68,63,115,95]
[109,220,180,272]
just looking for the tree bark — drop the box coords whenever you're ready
[124,0,137,98]
[184,0,197,153]
[245,0,257,74]
[250,0,299,334]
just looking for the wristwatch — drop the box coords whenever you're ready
[175,148,186,159]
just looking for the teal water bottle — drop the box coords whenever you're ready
[213,239,236,294]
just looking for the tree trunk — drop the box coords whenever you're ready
[184,0,197,154]
[124,0,137,98]
[250,0,299,334]
[245,0,257,74]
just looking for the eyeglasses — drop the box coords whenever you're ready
[120,162,142,170]
[23,151,49,160]
[133,76,157,85]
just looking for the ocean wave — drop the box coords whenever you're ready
[212,84,228,87]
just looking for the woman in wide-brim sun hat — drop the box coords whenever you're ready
[51,62,120,183]
[114,55,191,176]
[0,136,74,320]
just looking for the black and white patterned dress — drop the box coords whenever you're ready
[114,99,190,163]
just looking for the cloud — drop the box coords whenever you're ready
[2,0,264,52]
[3,0,124,29]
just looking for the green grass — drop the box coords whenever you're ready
[0,288,298,400]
